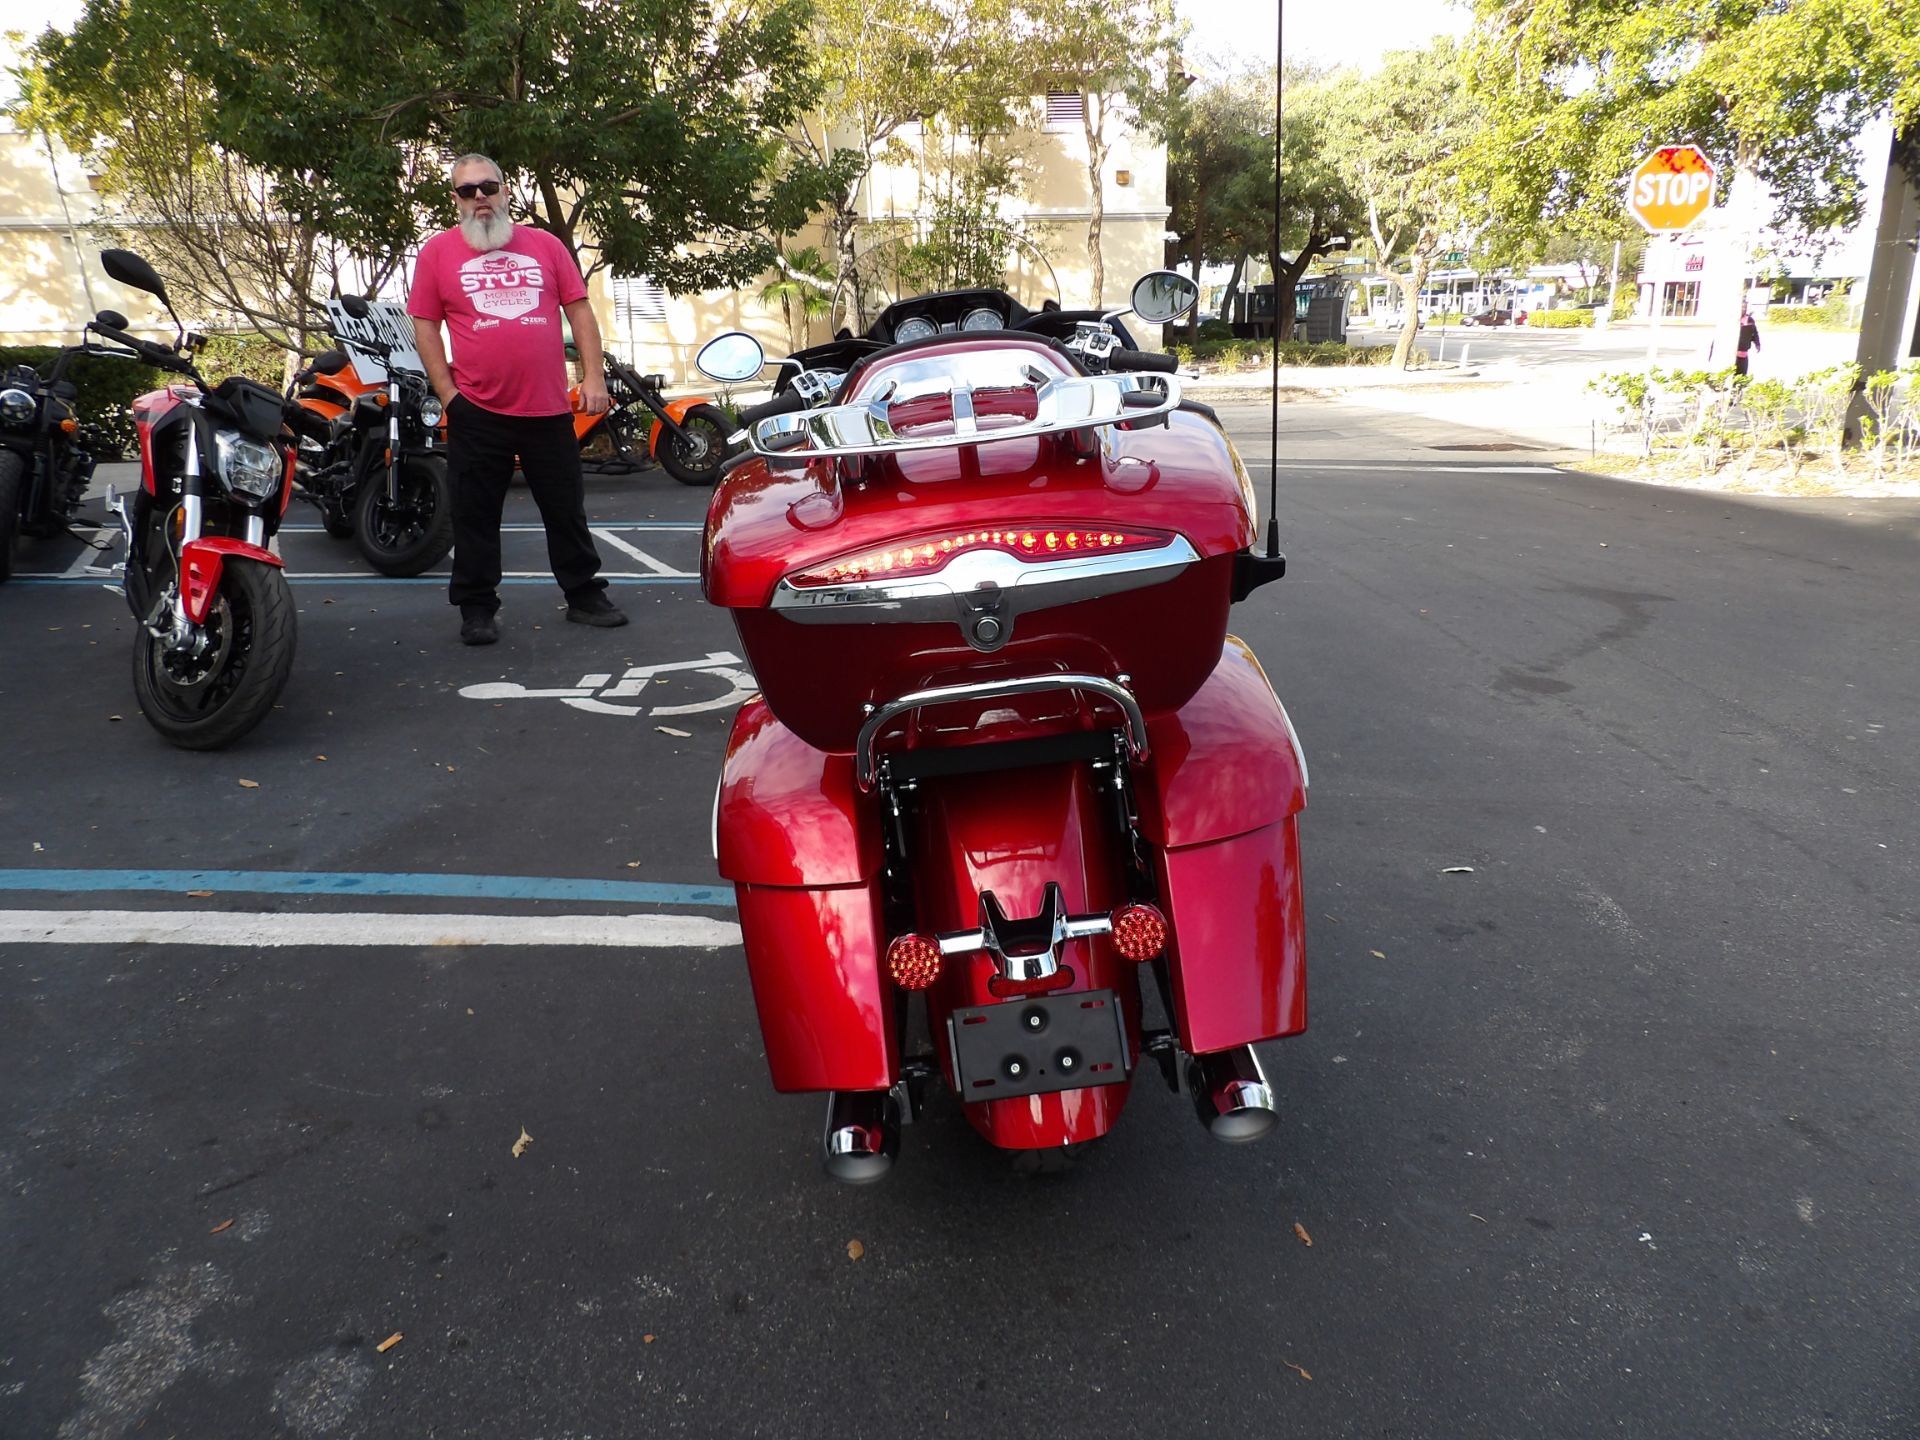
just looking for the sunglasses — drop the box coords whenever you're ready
[454,180,503,199]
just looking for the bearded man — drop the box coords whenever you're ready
[408,153,626,644]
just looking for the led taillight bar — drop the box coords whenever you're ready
[789,526,1168,588]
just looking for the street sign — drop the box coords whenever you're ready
[1627,146,1717,233]
[324,297,423,385]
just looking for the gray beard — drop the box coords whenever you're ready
[459,212,513,252]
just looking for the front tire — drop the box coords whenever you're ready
[131,561,297,750]
[656,404,732,486]
[0,450,24,583]
[353,455,453,576]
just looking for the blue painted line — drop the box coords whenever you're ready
[0,868,735,909]
[14,575,698,587]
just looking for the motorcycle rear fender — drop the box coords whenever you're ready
[1139,636,1309,1053]
[718,698,894,1093]
[647,394,713,453]
[179,536,283,625]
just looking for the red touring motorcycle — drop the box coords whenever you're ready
[694,272,1308,1179]
[93,250,305,749]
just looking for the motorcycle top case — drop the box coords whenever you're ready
[703,339,1259,754]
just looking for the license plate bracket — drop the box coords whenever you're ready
[946,988,1131,1100]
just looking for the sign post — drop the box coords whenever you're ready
[1626,145,1718,366]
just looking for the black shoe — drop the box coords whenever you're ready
[460,607,499,646]
[565,592,628,628]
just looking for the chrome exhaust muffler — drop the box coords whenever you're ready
[821,1089,901,1184]
[1187,1045,1279,1143]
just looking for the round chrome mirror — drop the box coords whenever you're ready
[1130,271,1199,324]
[696,332,767,384]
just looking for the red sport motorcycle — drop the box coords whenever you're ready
[93,250,305,749]
[695,271,1308,1180]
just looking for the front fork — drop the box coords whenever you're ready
[385,380,403,503]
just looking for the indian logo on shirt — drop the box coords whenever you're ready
[459,250,546,318]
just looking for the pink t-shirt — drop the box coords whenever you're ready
[407,225,588,417]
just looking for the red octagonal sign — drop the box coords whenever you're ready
[1627,145,1717,233]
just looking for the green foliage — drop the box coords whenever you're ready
[193,333,288,389]
[1175,338,1400,369]
[0,347,171,461]
[759,246,837,351]
[1197,319,1236,342]
[35,0,845,293]
[1464,0,1920,257]
[1612,282,1640,320]
[1528,310,1596,328]
[1763,290,1858,328]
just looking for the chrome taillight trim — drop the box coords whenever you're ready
[771,534,1200,650]
[857,671,1146,791]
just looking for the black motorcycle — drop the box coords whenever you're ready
[290,298,452,577]
[0,343,100,582]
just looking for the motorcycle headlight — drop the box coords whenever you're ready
[214,430,282,501]
[0,388,35,428]
[418,393,444,428]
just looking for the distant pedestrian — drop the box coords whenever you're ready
[408,152,627,646]
[1735,306,1761,377]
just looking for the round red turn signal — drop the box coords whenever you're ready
[1110,903,1168,962]
[885,934,942,990]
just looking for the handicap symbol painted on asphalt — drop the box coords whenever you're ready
[460,650,758,717]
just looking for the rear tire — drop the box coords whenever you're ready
[0,450,24,583]
[131,560,296,750]
[353,455,453,576]
[657,404,732,486]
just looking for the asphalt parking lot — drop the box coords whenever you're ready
[4,421,1919,1439]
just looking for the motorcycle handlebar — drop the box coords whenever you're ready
[88,321,196,376]
[1106,348,1179,375]
[737,389,811,428]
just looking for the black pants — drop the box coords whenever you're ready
[445,396,606,612]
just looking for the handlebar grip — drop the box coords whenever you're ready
[1108,348,1179,374]
[738,389,811,429]
[90,322,191,373]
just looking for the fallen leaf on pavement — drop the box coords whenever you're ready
[511,1127,533,1159]
[108,715,123,722]
[209,1219,234,1234]
[643,1334,656,1344]
[1293,1223,1313,1247]
[1284,1361,1312,1381]
[316,755,328,762]
[187,890,214,898]
[656,726,691,738]
[846,1240,865,1261]
[238,779,260,789]
[376,1333,403,1354]
[1369,949,1386,959]
[1469,1213,1488,1224]
[625,861,644,869]
[1441,866,1475,874]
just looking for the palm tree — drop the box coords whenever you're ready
[759,246,836,350]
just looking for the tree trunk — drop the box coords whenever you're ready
[1219,252,1247,332]
[1391,256,1431,371]
[1273,238,1324,343]
[1189,199,1208,341]
[1084,97,1108,307]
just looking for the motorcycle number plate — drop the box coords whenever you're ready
[946,989,1131,1101]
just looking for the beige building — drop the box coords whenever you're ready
[2,75,1169,385]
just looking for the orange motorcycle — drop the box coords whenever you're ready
[570,355,733,486]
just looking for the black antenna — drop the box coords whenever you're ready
[1265,0,1283,559]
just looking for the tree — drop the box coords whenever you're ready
[1320,40,1485,368]
[1020,0,1186,306]
[1166,73,1269,336]
[1463,0,1920,343]
[760,245,836,350]
[797,0,1027,325]
[21,17,401,360]
[37,0,847,300]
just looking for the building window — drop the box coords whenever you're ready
[1045,90,1085,131]
[611,275,667,325]
[1661,280,1700,318]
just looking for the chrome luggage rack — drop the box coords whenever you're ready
[745,371,1181,462]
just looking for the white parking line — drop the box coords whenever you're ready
[592,528,695,577]
[62,527,114,578]
[0,909,741,949]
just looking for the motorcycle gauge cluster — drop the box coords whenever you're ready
[893,315,939,343]
[961,307,1002,332]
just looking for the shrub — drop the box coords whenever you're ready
[0,344,172,461]
[194,332,288,388]
[1197,318,1235,342]
[1528,309,1595,328]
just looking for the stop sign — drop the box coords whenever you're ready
[1627,145,1717,233]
